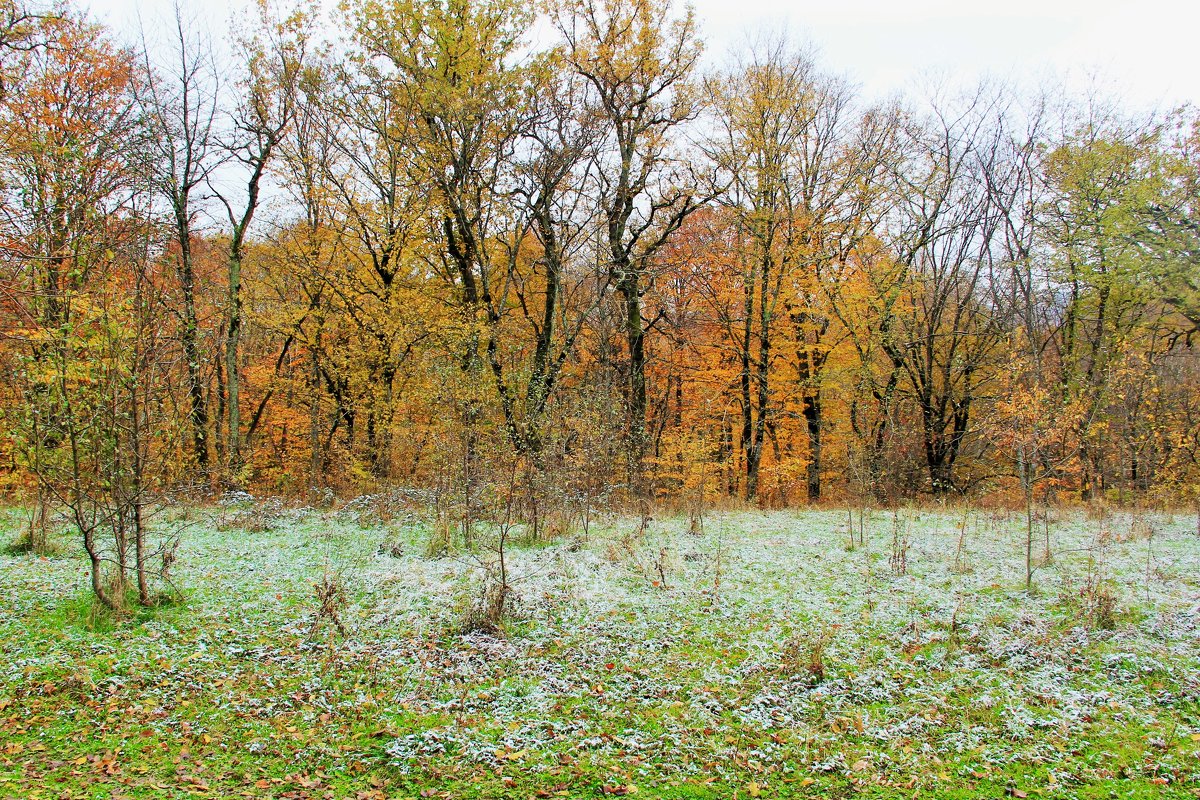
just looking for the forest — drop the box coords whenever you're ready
[2,0,1200,552]
[0,0,1199,797]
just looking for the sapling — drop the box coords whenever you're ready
[952,510,970,574]
[461,458,521,634]
[654,547,670,589]
[889,509,909,577]
[708,532,725,607]
[863,519,875,616]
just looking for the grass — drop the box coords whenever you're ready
[1,503,1198,798]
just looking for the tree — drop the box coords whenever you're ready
[991,371,1081,588]
[267,54,346,488]
[0,0,46,101]
[704,38,895,501]
[553,0,706,489]
[0,10,177,605]
[1041,106,1174,498]
[138,3,223,479]
[878,88,1010,494]
[1135,112,1200,336]
[343,0,540,478]
[306,35,431,479]
[497,57,608,459]
[701,42,806,501]
[215,1,310,482]
[0,11,147,547]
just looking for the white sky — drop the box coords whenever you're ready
[701,0,1199,110]
[80,0,1200,111]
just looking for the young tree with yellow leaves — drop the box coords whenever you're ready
[0,10,179,605]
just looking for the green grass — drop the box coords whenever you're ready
[1,505,1198,798]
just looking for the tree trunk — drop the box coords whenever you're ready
[619,277,647,493]
[802,391,822,502]
[177,234,209,478]
[225,251,243,480]
[740,340,757,500]
[308,343,322,492]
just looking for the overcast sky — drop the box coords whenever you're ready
[80,0,1199,111]
[701,0,1198,110]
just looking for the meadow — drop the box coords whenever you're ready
[2,501,1198,799]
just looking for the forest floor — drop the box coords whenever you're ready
[1,501,1199,799]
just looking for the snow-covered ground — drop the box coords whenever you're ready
[2,504,1197,797]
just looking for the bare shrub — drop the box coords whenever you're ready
[457,457,523,635]
[1060,528,1121,630]
[376,539,404,558]
[605,525,639,563]
[780,626,836,684]
[1126,512,1154,542]
[310,573,349,638]
[340,489,419,529]
[460,570,512,635]
[5,501,64,555]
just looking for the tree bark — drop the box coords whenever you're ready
[225,250,243,478]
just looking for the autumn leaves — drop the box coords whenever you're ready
[1,0,1198,555]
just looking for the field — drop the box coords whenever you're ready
[1,502,1199,799]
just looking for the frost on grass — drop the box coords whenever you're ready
[1,504,1198,796]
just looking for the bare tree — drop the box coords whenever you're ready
[138,3,224,481]
[880,85,1011,494]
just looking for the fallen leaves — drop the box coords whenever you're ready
[492,748,527,762]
